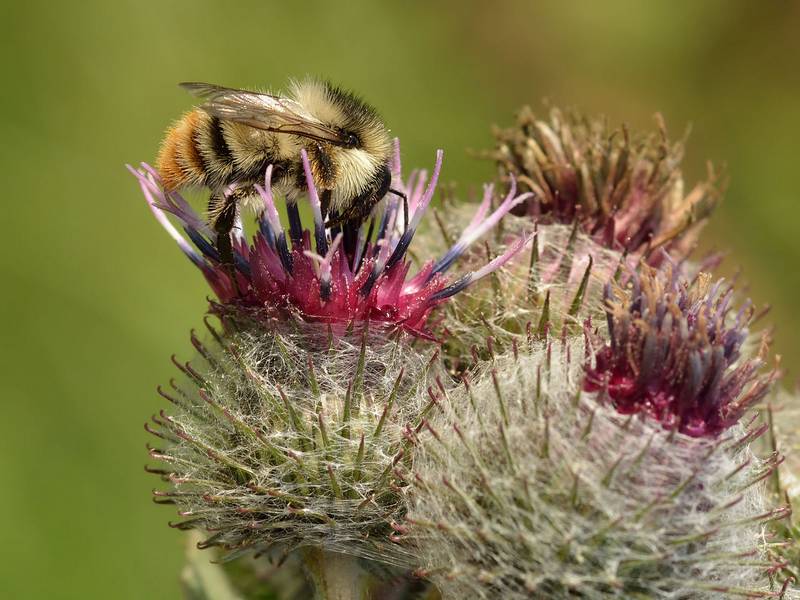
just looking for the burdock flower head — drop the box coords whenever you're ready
[490,106,721,258]
[130,143,529,582]
[433,107,723,370]
[400,338,793,599]
[129,142,528,338]
[585,260,777,437]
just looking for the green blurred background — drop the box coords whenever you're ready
[1,1,798,597]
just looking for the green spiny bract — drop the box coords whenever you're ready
[147,318,440,568]
[400,343,794,599]
[437,222,624,372]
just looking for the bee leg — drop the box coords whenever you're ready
[339,219,356,262]
[324,192,385,261]
[319,189,331,223]
[388,188,409,233]
[327,209,342,239]
[208,193,241,296]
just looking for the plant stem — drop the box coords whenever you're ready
[301,548,372,600]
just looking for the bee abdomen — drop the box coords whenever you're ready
[155,110,205,190]
[157,110,285,192]
[156,110,237,191]
[194,115,238,188]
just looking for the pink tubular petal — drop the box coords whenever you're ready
[457,177,532,248]
[320,233,343,281]
[300,150,324,230]
[464,184,494,232]
[127,165,206,267]
[424,178,533,282]
[303,233,343,281]
[470,234,533,282]
[137,163,210,236]
[254,166,283,234]
[300,150,329,256]
[403,170,422,215]
[409,150,443,230]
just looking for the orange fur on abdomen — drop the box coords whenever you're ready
[156,109,207,191]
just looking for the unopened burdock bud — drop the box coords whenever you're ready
[438,221,626,371]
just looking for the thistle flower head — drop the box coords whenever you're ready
[585,261,777,437]
[401,343,793,599]
[491,106,721,258]
[135,140,534,575]
[129,142,529,337]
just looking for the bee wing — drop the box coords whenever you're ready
[180,82,350,145]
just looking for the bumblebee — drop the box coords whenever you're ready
[157,79,404,265]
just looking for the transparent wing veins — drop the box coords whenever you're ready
[179,82,348,145]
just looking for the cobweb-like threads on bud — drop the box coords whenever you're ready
[490,106,721,259]
[765,389,800,585]
[436,222,627,372]
[586,261,777,437]
[147,321,437,565]
[401,344,795,599]
[128,141,530,337]
[774,392,800,511]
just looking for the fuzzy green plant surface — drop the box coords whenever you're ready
[401,339,791,598]
[147,320,440,567]
[394,258,796,598]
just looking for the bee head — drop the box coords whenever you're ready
[290,79,393,213]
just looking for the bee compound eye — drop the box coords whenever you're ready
[343,132,359,148]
